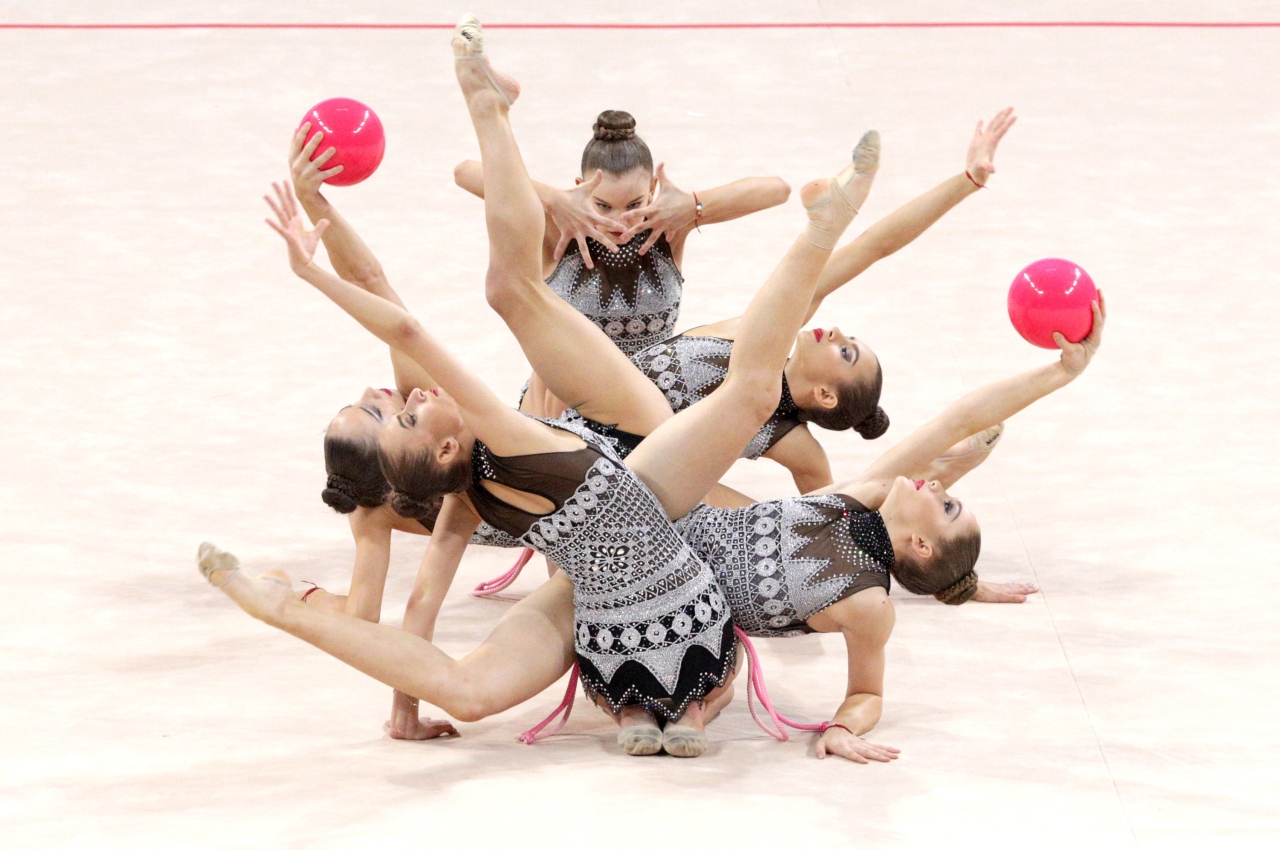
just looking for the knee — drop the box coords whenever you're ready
[484,268,533,317]
[437,671,502,722]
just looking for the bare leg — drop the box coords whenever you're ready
[453,30,672,437]
[198,544,576,722]
[627,135,881,518]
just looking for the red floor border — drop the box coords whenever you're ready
[1,21,1278,31]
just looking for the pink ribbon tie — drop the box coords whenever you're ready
[518,664,579,744]
[472,547,535,597]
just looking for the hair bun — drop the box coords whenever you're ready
[855,406,890,440]
[322,476,359,514]
[389,489,444,524]
[593,110,636,141]
[934,570,979,605]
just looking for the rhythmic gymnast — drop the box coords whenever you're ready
[466,106,1018,594]
[200,160,1103,762]
[200,14,875,756]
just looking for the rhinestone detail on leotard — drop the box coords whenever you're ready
[630,334,803,459]
[545,230,683,356]
[676,494,893,637]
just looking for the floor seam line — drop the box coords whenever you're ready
[993,460,1139,846]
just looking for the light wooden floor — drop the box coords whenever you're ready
[2,2,1278,847]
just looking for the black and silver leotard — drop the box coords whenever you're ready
[630,334,804,459]
[467,413,735,718]
[675,494,893,637]
[546,231,683,356]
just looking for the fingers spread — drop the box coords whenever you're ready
[553,231,572,262]
[314,146,337,167]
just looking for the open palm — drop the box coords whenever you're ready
[264,180,328,272]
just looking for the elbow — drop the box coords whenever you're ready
[391,317,425,348]
[452,161,470,188]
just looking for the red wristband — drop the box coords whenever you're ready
[821,722,854,736]
[965,170,986,189]
[692,190,703,232]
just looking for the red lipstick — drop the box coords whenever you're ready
[813,328,824,343]
[914,479,925,490]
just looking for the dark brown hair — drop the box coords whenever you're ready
[322,434,389,514]
[377,443,472,523]
[891,526,982,605]
[581,110,653,177]
[797,361,889,439]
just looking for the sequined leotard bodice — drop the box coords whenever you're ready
[545,230,683,356]
[466,413,735,718]
[630,334,804,459]
[676,494,893,637]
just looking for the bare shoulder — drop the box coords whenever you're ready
[832,587,895,646]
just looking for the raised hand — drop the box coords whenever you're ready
[1055,291,1106,377]
[814,726,901,764]
[971,580,1040,603]
[547,170,620,267]
[618,162,695,254]
[264,181,329,273]
[966,107,1017,187]
[289,123,344,202]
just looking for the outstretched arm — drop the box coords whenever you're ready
[619,165,791,256]
[804,108,1017,323]
[292,125,437,395]
[265,183,526,445]
[850,294,1105,490]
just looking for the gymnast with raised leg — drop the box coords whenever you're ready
[469,108,1026,595]
[200,14,875,757]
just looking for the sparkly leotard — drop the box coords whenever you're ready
[675,494,893,637]
[467,413,735,718]
[545,230,683,356]
[630,334,804,459]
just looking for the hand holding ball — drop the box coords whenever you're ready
[1007,258,1098,349]
[297,98,385,187]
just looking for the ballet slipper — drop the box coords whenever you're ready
[453,14,520,107]
[617,723,663,756]
[802,130,880,250]
[196,542,294,623]
[661,724,709,758]
[197,541,240,588]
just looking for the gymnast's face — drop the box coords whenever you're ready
[885,475,979,558]
[377,387,465,465]
[788,326,879,410]
[327,387,406,445]
[577,167,655,231]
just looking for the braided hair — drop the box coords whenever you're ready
[581,110,653,177]
[322,434,389,513]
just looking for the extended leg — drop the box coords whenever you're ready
[199,545,576,722]
[453,28,671,436]
[628,135,880,518]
